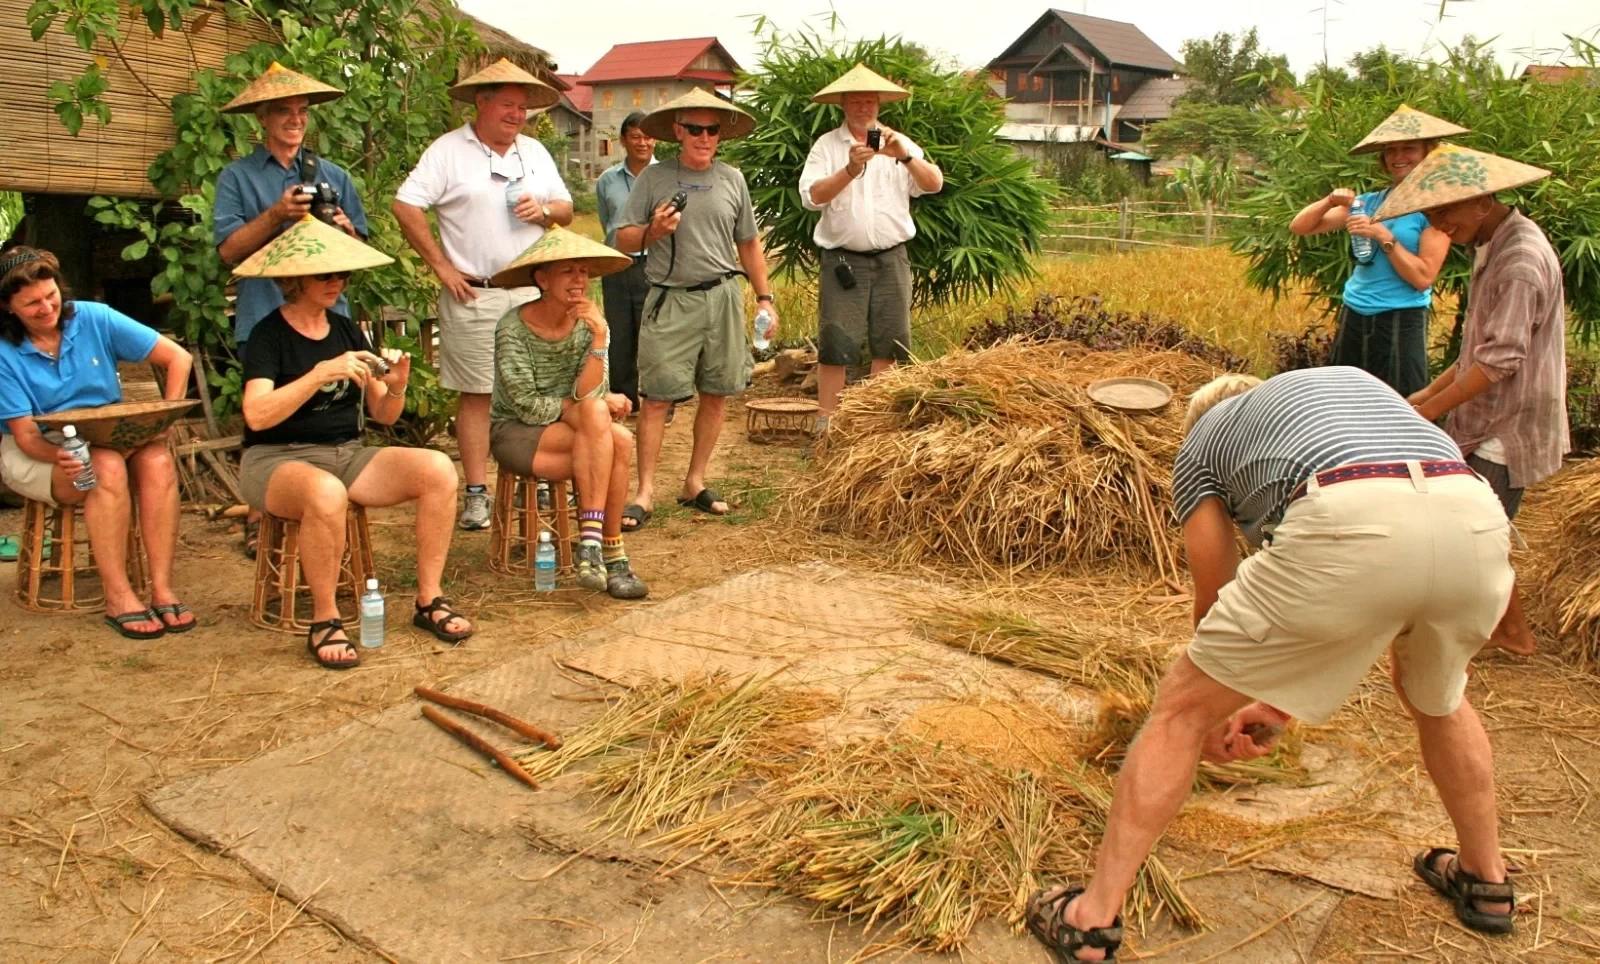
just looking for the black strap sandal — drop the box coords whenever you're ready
[307,619,359,670]
[677,487,729,516]
[152,602,196,634]
[413,597,473,645]
[1413,847,1516,935]
[104,609,166,641]
[1026,885,1123,962]
[621,504,651,531]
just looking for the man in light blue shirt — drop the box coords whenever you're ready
[213,64,369,351]
[595,111,655,409]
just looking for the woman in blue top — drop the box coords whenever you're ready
[0,247,197,639]
[1289,105,1466,397]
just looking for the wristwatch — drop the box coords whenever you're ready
[897,156,914,165]
[756,294,775,304]
[1380,239,1396,252]
[588,347,609,359]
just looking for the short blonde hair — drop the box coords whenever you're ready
[1184,373,1263,433]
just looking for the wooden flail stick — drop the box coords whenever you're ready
[413,685,562,749]
[420,706,540,789]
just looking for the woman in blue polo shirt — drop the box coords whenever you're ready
[1289,106,1464,397]
[0,247,197,639]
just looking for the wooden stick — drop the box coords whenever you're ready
[420,706,540,789]
[174,435,242,457]
[189,345,221,439]
[415,685,562,749]
[199,449,243,506]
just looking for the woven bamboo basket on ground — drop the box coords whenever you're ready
[745,398,820,445]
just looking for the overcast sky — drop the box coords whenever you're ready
[459,0,1597,78]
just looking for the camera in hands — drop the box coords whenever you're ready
[296,153,342,227]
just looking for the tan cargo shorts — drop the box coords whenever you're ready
[637,280,752,402]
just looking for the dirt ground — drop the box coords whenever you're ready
[3,390,1600,962]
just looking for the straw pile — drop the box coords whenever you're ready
[801,341,1223,581]
[1522,458,1600,665]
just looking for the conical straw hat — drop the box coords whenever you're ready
[1349,104,1469,155]
[222,62,344,114]
[490,226,633,288]
[449,58,560,109]
[1373,144,1550,220]
[811,63,911,105]
[232,216,395,278]
[639,87,756,142]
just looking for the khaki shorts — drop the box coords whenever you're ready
[817,245,913,366]
[1,433,60,505]
[638,280,752,401]
[1188,471,1513,723]
[490,420,548,476]
[239,440,382,510]
[436,286,538,394]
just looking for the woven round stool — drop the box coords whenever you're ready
[249,504,375,633]
[489,467,573,575]
[14,497,149,613]
[745,398,820,445]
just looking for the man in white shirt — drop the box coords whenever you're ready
[393,59,574,530]
[798,65,943,432]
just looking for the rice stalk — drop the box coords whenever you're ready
[1521,458,1600,666]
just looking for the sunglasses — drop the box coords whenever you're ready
[312,271,351,282]
[679,123,721,138]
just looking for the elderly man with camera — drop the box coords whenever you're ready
[799,65,943,433]
[393,60,573,532]
[612,89,777,526]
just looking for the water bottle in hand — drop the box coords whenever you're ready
[1349,195,1375,264]
[61,425,96,492]
[359,578,385,649]
[505,178,525,212]
[752,308,774,351]
[535,531,558,592]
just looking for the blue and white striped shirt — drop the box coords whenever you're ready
[1173,367,1463,545]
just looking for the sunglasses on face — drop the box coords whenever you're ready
[312,271,351,282]
[679,123,721,138]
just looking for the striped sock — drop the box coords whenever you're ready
[579,510,604,548]
[603,536,626,565]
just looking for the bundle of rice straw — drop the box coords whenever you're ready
[1521,457,1600,665]
[801,341,1223,581]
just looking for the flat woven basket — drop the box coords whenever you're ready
[35,399,201,451]
[745,397,820,445]
[1086,377,1173,413]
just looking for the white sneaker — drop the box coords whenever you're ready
[458,490,491,530]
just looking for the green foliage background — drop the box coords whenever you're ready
[720,24,1054,308]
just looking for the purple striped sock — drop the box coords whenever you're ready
[579,510,604,547]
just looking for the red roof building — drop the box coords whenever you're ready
[577,37,741,87]
[554,73,592,114]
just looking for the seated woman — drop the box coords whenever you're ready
[235,217,472,669]
[488,227,647,599]
[0,246,195,638]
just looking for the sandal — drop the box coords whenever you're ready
[307,619,359,670]
[1026,886,1123,962]
[1413,847,1516,935]
[621,504,651,532]
[242,518,260,561]
[104,609,166,641]
[152,602,196,634]
[677,487,729,516]
[413,596,473,645]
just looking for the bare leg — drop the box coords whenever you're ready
[817,364,847,417]
[604,424,632,539]
[869,358,895,376]
[1484,582,1534,656]
[62,449,160,634]
[633,398,671,513]
[456,392,492,487]
[347,447,465,621]
[683,392,727,510]
[559,397,613,514]
[264,462,353,662]
[127,442,192,629]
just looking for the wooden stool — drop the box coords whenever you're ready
[14,497,149,613]
[489,467,574,576]
[250,505,376,633]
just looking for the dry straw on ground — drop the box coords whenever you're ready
[1521,457,1600,665]
[799,342,1222,584]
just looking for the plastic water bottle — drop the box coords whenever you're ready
[61,425,96,492]
[752,308,774,351]
[1349,195,1375,264]
[359,578,385,649]
[535,531,558,591]
[505,178,525,211]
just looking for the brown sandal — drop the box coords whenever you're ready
[307,619,359,670]
[1026,885,1123,962]
[413,597,472,645]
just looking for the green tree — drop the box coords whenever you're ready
[722,23,1054,306]
[1143,102,1270,165]
[1177,29,1293,107]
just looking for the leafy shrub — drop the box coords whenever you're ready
[965,294,1250,372]
[1569,353,1600,455]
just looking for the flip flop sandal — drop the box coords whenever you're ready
[152,602,196,634]
[677,487,729,516]
[307,619,359,670]
[242,519,260,561]
[1026,885,1123,962]
[413,596,473,645]
[621,504,651,531]
[1413,847,1516,935]
[104,609,166,641]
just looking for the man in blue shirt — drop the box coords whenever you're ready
[595,111,655,411]
[213,63,369,351]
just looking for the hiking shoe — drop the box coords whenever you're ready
[575,543,608,592]
[606,559,649,600]
[458,490,491,530]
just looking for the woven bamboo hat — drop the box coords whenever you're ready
[449,58,560,109]
[811,63,911,105]
[1373,144,1551,220]
[222,62,344,114]
[490,226,632,288]
[232,216,394,278]
[639,87,756,142]
[1349,104,1469,155]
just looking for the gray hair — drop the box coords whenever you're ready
[273,276,309,301]
[1184,374,1263,434]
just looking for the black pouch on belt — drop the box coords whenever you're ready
[833,259,857,290]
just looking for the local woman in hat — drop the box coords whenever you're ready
[236,218,474,668]
[1289,105,1466,396]
[0,247,197,638]
[488,226,648,600]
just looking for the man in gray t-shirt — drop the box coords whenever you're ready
[613,91,778,525]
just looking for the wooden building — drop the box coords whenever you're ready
[577,37,742,160]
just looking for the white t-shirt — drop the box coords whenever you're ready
[395,124,571,281]
[798,125,934,252]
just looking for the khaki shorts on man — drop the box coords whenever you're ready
[817,245,913,366]
[638,282,753,402]
[435,286,538,394]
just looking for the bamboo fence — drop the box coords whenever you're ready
[1043,200,1264,254]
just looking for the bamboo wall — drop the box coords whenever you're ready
[0,1,277,199]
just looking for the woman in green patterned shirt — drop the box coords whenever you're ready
[489,227,647,598]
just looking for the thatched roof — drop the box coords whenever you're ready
[444,4,563,88]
